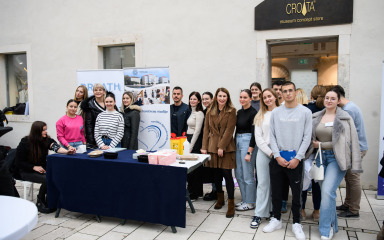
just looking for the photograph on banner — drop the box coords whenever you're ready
[77,70,125,108]
[124,67,171,151]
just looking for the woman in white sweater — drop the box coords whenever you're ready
[186,91,205,199]
[250,88,280,229]
[94,92,124,149]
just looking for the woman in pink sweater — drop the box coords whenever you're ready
[56,99,86,151]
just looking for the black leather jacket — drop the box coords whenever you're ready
[81,96,105,147]
[121,105,141,150]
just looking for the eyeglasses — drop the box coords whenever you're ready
[282,89,294,94]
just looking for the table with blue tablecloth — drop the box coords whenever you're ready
[46,150,190,229]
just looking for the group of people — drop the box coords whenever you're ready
[170,81,366,240]
[14,84,142,213]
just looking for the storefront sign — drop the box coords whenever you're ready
[255,0,353,30]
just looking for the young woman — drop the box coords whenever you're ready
[296,88,309,106]
[234,89,257,211]
[308,90,361,239]
[81,83,106,148]
[74,85,88,116]
[15,121,74,213]
[201,91,217,201]
[201,88,237,218]
[56,99,86,150]
[250,88,279,228]
[250,82,262,112]
[301,85,326,221]
[94,92,124,149]
[186,91,205,199]
[121,92,141,150]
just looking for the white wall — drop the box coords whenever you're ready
[0,0,383,189]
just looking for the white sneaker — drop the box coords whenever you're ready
[236,203,255,211]
[321,227,334,240]
[292,223,305,240]
[235,201,244,207]
[262,217,282,233]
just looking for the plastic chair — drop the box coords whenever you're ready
[16,180,34,201]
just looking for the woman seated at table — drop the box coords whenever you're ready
[56,99,86,151]
[120,91,141,150]
[15,121,75,213]
[94,92,124,149]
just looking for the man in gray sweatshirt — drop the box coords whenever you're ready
[263,82,312,240]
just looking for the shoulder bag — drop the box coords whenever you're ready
[309,142,324,181]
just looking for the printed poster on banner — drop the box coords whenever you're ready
[77,70,124,108]
[123,67,171,151]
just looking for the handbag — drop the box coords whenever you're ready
[309,142,324,181]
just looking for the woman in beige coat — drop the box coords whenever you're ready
[308,90,361,239]
[201,87,236,218]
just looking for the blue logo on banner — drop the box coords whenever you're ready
[138,120,168,151]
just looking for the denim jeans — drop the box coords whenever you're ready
[317,150,346,237]
[102,137,121,148]
[69,141,83,148]
[254,150,272,217]
[235,133,256,204]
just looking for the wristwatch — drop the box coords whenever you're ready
[247,152,252,156]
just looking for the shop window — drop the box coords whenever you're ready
[103,45,135,69]
[5,53,29,115]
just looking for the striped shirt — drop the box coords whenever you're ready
[94,110,124,148]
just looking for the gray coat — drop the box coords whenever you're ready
[307,107,362,173]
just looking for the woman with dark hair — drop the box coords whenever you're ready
[308,90,361,239]
[94,92,124,149]
[201,88,237,218]
[250,82,262,112]
[234,89,257,211]
[81,83,106,148]
[74,85,88,116]
[15,121,74,213]
[56,99,86,151]
[186,91,205,199]
[121,91,141,150]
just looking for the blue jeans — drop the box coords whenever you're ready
[254,150,272,217]
[235,133,256,204]
[317,150,346,237]
[69,141,83,148]
[102,137,121,148]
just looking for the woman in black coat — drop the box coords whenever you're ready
[120,92,141,150]
[15,121,74,213]
[80,84,106,148]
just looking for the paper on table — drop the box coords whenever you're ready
[103,148,127,153]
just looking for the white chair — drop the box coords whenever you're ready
[16,180,34,201]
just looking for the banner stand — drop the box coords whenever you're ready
[378,61,384,200]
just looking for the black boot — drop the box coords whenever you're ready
[203,190,217,201]
[36,196,56,214]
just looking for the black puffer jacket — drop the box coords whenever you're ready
[121,105,141,150]
[81,96,105,147]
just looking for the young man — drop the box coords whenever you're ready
[331,85,368,219]
[265,82,312,240]
[272,80,284,104]
[170,86,191,137]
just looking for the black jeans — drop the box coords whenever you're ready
[20,170,47,201]
[302,180,321,210]
[213,168,234,199]
[269,158,303,223]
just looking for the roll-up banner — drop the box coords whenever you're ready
[378,62,384,199]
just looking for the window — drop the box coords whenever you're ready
[103,45,135,69]
[6,53,29,115]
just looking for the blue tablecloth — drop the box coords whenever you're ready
[46,150,187,228]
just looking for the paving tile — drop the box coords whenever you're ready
[155,225,197,240]
[364,190,377,195]
[186,211,209,227]
[346,212,380,231]
[64,211,84,219]
[372,204,384,220]
[59,217,94,229]
[35,227,72,240]
[112,220,143,234]
[197,213,232,233]
[220,230,254,240]
[188,200,215,211]
[356,231,378,240]
[225,216,257,234]
[37,214,70,225]
[360,198,373,213]
[253,221,287,239]
[98,231,128,240]
[366,193,384,206]
[23,224,58,240]
[188,230,221,240]
[65,232,99,240]
[310,228,347,240]
[123,223,166,240]
[79,219,120,236]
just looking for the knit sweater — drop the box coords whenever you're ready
[56,115,86,147]
[94,110,124,148]
[186,107,204,150]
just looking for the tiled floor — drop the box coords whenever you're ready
[19,182,383,240]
